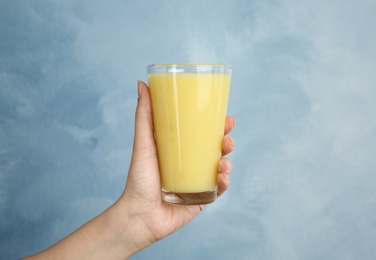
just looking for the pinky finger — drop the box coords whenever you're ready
[217,172,231,197]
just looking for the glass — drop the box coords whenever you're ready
[147,64,232,205]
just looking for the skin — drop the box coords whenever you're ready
[23,81,235,260]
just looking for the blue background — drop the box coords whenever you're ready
[1,0,376,259]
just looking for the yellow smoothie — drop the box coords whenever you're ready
[148,72,231,193]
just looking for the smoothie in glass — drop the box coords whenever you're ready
[147,64,231,204]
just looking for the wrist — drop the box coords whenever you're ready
[112,197,156,258]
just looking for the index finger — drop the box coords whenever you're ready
[224,116,236,135]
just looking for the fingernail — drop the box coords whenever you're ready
[137,81,142,98]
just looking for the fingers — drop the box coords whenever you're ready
[218,157,232,174]
[223,116,235,156]
[218,117,235,196]
[217,173,230,197]
[224,116,235,135]
[222,135,235,156]
[217,158,232,196]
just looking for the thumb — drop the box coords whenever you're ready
[132,81,156,160]
[124,81,159,202]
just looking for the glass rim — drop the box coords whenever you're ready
[147,64,232,74]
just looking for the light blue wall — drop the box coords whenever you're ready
[1,0,376,259]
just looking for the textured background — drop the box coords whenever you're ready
[1,0,376,259]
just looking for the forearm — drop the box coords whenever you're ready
[23,199,152,260]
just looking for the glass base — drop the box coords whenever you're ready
[162,188,217,205]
